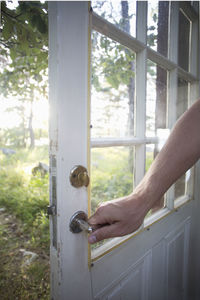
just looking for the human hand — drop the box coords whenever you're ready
[88,193,149,244]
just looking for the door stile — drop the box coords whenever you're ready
[49,2,92,299]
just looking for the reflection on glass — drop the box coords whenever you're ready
[91,147,134,214]
[146,60,167,138]
[92,0,136,37]
[178,10,190,71]
[147,1,169,56]
[91,31,135,138]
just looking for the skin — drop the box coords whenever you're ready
[88,99,200,244]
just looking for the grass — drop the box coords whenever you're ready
[0,146,50,299]
[0,211,50,300]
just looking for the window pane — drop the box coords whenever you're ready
[92,0,136,37]
[91,147,134,214]
[175,174,186,199]
[145,144,155,172]
[177,78,188,120]
[174,78,189,199]
[145,144,166,215]
[91,31,135,138]
[146,60,167,137]
[147,1,169,56]
[178,10,190,71]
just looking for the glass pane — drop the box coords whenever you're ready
[175,174,186,199]
[177,78,188,120]
[145,144,166,215]
[178,10,190,71]
[146,60,167,137]
[91,147,134,214]
[92,0,136,37]
[91,31,135,138]
[145,144,155,172]
[147,1,169,56]
[174,78,188,199]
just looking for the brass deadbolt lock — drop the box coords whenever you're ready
[70,165,89,188]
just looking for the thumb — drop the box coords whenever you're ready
[88,223,119,244]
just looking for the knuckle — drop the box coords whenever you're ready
[96,205,105,214]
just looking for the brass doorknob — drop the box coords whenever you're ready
[70,165,90,188]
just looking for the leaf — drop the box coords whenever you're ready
[2,17,14,40]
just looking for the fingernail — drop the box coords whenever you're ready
[88,235,97,244]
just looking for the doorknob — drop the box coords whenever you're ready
[70,165,89,188]
[69,211,93,233]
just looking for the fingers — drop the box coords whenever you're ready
[88,223,119,244]
[88,205,111,226]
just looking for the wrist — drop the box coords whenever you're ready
[130,176,162,215]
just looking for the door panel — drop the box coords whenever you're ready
[49,2,200,300]
[94,251,152,300]
[91,208,192,300]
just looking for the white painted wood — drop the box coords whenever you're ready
[91,137,158,148]
[186,13,200,208]
[164,218,191,300]
[49,2,92,299]
[177,67,197,82]
[49,2,200,300]
[49,3,60,297]
[165,2,179,211]
[136,1,147,44]
[168,2,179,64]
[91,202,194,299]
[134,3,147,188]
[165,68,177,211]
[92,9,198,84]
[92,12,144,53]
[180,2,199,22]
[94,251,152,300]
[189,23,198,77]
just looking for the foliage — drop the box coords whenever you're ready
[0,127,26,147]
[92,32,135,92]
[0,1,48,91]
[0,126,48,148]
[0,147,49,250]
[91,147,154,213]
[0,1,48,148]
[0,212,50,299]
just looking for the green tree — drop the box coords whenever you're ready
[92,1,135,172]
[0,1,48,148]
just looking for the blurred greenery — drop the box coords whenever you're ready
[0,146,49,251]
[0,145,154,245]
[91,147,154,213]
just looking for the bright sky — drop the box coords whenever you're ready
[0,96,49,130]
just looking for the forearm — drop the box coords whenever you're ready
[134,99,200,211]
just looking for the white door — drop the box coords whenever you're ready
[49,2,200,300]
